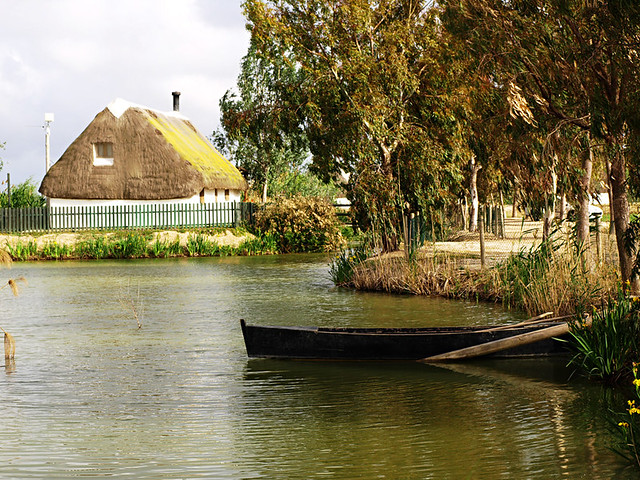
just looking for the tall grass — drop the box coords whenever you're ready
[340,232,617,316]
[567,289,640,383]
[489,234,616,315]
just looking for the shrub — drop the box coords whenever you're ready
[0,178,46,208]
[254,195,345,253]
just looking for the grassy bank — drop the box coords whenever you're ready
[332,235,619,317]
[0,229,279,261]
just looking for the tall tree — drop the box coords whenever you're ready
[442,0,640,288]
[244,0,463,249]
[218,43,308,202]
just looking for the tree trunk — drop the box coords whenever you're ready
[609,144,639,293]
[543,163,557,240]
[558,190,567,222]
[606,158,615,235]
[261,165,270,203]
[469,156,481,232]
[576,135,593,245]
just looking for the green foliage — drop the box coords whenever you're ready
[568,289,640,384]
[5,230,281,261]
[612,365,640,469]
[244,0,462,245]
[5,241,38,261]
[217,42,309,201]
[237,233,279,256]
[40,242,71,260]
[254,195,345,253]
[269,169,342,200]
[329,245,371,286]
[0,178,46,208]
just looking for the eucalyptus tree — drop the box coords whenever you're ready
[441,0,640,288]
[218,43,309,202]
[243,0,463,249]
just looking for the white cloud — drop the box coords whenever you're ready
[0,0,249,184]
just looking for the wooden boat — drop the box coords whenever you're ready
[240,319,570,361]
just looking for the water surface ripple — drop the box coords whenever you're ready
[0,255,632,478]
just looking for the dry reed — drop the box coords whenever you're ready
[2,328,15,360]
[350,240,618,316]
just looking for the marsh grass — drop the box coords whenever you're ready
[489,235,617,315]
[344,233,617,316]
[120,281,144,329]
[568,290,640,383]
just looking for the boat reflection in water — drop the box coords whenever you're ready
[239,357,630,479]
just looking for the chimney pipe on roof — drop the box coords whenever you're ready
[172,91,181,112]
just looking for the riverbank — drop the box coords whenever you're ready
[0,229,272,260]
[335,219,619,317]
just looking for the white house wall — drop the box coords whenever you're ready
[48,189,242,208]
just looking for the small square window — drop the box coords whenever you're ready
[93,142,114,166]
[225,189,230,201]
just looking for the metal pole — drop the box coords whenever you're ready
[44,113,54,174]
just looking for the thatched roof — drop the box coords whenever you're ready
[40,98,247,200]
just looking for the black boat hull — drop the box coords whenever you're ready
[240,320,570,360]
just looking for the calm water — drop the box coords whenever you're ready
[0,254,634,479]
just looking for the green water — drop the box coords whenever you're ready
[0,255,634,478]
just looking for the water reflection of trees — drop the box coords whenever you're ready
[236,359,632,479]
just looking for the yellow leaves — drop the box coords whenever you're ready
[507,81,537,127]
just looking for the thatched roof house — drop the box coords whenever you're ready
[40,96,247,205]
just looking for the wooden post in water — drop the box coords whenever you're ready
[479,206,486,269]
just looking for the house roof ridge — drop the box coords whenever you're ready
[107,97,188,121]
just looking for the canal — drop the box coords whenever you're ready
[0,254,634,478]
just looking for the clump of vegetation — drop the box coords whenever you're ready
[612,364,640,469]
[568,288,640,384]
[489,234,616,316]
[329,245,371,285]
[333,232,617,316]
[0,178,46,208]
[254,195,345,253]
[4,229,283,261]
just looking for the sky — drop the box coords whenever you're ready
[0,0,250,186]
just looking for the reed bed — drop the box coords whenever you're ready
[341,234,619,316]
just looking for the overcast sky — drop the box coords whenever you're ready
[0,0,250,186]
